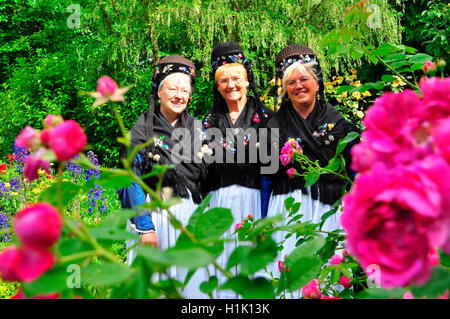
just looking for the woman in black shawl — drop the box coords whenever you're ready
[118,55,208,298]
[202,42,274,298]
[266,45,352,288]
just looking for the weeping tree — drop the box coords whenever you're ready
[0,0,403,166]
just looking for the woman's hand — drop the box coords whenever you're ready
[140,232,158,248]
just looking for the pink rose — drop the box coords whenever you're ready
[47,120,87,161]
[427,248,440,266]
[0,246,55,282]
[97,76,118,96]
[330,254,344,266]
[342,159,450,288]
[280,153,292,166]
[15,126,38,148]
[43,114,63,128]
[234,222,244,231]
[23,152,51,181]
[339,275,352,288]
[14,203,63,250]
[432,118,450,164]
[420,77,450,124]
[423,61,436,73]
[402,291,415,299]
[89,76,131,107]
[278,260,288,273]
[286,168,297,178]
[301,279,321,299]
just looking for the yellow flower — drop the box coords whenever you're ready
[336,76,344,84]
[351,102,359,108]
[340,91,348,98]
[356,111,365,118]
[353,80,361,86]
[350,68,357,74]
[4,183,10,188]
[351,91,362,100]
[328,123,335,130]
[362,91,371,97]
[392,76,406,88]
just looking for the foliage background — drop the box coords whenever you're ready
[0,0,448,167]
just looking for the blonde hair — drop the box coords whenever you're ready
[215,63,249,96]
[280,62,319,98]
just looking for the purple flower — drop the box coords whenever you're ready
[0,213,11,242]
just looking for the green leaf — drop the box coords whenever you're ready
[187,193,212,228]
[166,247,214,269]
[305,171,320,187]
[336,85,356,94]
[85,172,133,189]
[284,197,295,211]
[241,236,278,275]
[193,207,233,240]
[350,47,364,60]
[407,53,433,64]
[381,75,397,82]
[367,54,379,65]
[411,267,450,298]
[323,157,341,172]
[199,276,218,295]
[88,226,139,241]
[286,256,322,291]
[39,182,81,207]
[439,251,450,267]
[286,238,326,264]
[226,245,252,270]
[335,131,359,156]
[289,202,301,216]
[221,276,275,299]
[57,239,92,257]
[356,288,407,299]
[22,266,72,297]
[81,263,134,287]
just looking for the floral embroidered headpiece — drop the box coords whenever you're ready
[152,55,196,93]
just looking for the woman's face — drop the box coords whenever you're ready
[216,71,248,103]
[285,68,319,109]
[158,74,191,117]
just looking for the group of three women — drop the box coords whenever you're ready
[119,42,353,298]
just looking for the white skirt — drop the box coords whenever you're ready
[209,185,262,299]
[126,194,210,299]
[266,188,342,298]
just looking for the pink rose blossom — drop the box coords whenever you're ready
[15,126,38,148]
[23,152,51,181]
[15,203,63,250]
[43,114,63,128]
[234,223,244,231]
[286,168,297,178]
[301,279,321,299]
[89,76,131,107]
[432,118,450,164]
[0,246,55,282]
[278,260,288,273]
[339,275,352,288]
[330,254,344,266]
[423,61,436,73]
[427,248,440,266]
[403,291,415,299]
[280,153,292,166]
[342,159,450,288]
[420,77,450,124]
[47,120,87,161]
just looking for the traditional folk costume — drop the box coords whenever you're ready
[267,45,354,293]
[202,42,274,298]
[119,55,209,298]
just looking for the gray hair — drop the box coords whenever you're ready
[158,73,192,95]
[281,62,319,99]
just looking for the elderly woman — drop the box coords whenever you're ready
[267,45,353,285]
[119,55,208,298]
[202,42,274,298]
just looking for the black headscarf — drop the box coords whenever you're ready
[128,55,206,203]
[202,42,274,192]
[271,45,353,205]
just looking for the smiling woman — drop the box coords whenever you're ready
[158,73,192,125]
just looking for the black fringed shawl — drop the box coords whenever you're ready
[271,99,352,205]
[130,106,207,204]
[202,95,274,192]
